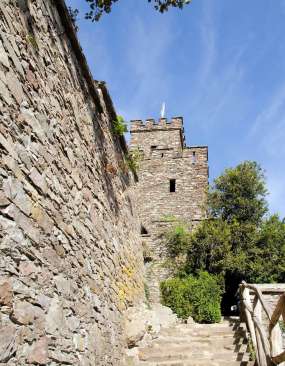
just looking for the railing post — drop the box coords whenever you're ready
[271,294,285,366]
[254,296,267,366]
[243,287,257,351]
[271,324,284,366]
[241,282,285,366]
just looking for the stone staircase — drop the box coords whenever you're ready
[125,317,254,366]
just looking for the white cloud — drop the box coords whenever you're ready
[250,84,285,157]
[251,84,285,136]
[198,1,216,86]
[119,15,178,121]
[249,84,285,217]
[186,0,251,133]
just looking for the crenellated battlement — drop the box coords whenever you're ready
[130,116,186,150]
[130,117,184,132]
[130,117,185,148]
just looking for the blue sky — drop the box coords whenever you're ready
[67,0,285,217]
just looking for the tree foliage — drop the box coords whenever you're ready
[247,215,285,283]
[71,0,191,22]
[164,161,285,297]
[208,161,268,224]
[68,7,79,31]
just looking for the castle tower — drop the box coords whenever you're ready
[130,117,209,303]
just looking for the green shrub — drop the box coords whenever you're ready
[113,115,128,136]
[160,271,222,323]
[125,148,142,173]
[165,223,189,258]
[160,277,192,319]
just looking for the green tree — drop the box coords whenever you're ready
[163,161,285,313]
[188,161,284,284]
[184,218,231,275]
[72,1,191,22]
[208,161,268,225]
[247,215,285,283]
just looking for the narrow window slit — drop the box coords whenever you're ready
[141,226,148,235]
[169,179,176,192]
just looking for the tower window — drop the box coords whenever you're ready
[161,153,164,158]
[169,179,176,192]
[192,151,197,164]
[151,145,157,150]
[141,225,148,235]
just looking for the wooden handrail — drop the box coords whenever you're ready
[239,281,285,366]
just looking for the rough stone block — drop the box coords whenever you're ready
[0,279,13,307]
[0,325,17,363]
[27,337,49,365]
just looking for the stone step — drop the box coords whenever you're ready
[169,325,247,332]
[160,326,244,332]
[150,341,249,354]
[181,322,242,329]
[158,331,247,340]
[125,319,252,366]
[178,322,247,330]
[138,350,250,363]
[154,335,248,345]
[136,361,254,366]
[153,332,246,342]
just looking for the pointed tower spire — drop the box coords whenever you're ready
[160,102,166,118]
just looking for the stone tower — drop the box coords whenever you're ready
[130,117,209,302]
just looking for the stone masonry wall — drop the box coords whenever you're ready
[0,1,144,365]
[130,117,185,153]
[130,118,208,302]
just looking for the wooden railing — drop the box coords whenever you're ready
[239,282,285,366]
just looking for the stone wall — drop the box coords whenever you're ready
[0,1,144,365]
[130,118,208,302]
[130,117,185,152]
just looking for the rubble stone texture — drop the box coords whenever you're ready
[130,118,208,302]
[0,0,144,365]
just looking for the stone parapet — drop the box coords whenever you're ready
[130,117,185,142]
[130,117,186,153]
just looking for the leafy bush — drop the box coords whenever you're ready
[125,148,142,173]
[113,115,128,136]
[165,223,189,258]
[189,272,222,323]
[160,271,222,323]
[160,277,192,319]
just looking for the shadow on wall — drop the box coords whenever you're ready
[18,0,135,216]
